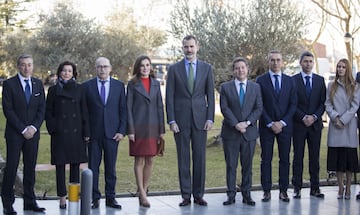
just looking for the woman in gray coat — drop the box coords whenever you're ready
[325,58,360,200]
[127,55,165,207]
[45,61,90,208]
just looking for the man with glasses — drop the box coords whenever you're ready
[82,57,127,210]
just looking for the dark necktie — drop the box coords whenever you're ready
[274,74,280,95]
[188,62,194,94]
[24,79,31,104]
[100,80,106,104]
[239,83,245,107]
[305,76,311,99]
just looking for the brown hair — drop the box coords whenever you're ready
[131,55,155,82]
[329,58,355,103]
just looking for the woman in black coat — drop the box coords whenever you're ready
[45,61,90,209]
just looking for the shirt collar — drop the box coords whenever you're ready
[269,70,282,77]
[235,79,247,85]
[18,73,31,82]
[301,71,312,79]
[185,58,197,66]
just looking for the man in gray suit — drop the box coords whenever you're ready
[220,57,263,206]
[166,35,215,206]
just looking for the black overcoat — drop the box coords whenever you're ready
[45,81,90,165]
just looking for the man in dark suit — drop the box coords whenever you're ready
[292,51,326,199]
[166,35,215,206]
[256,50,297,202]
[82,57,127,210]
[220,57,263,206]
[1,54,46,214]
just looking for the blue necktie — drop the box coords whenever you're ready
[24,79,31,104]
[100,80,106,104]
[274,75,280,95]
[305,76,311,99]
[239,83,245,107]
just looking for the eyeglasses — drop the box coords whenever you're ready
[96,65,111,69]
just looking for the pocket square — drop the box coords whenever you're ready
[34,93,41,97]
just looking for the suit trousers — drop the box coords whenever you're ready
[223,135,256,199]
[1,138,39,206]
[292,126,322,190]
[174,122,207,200]
[55,163,80,197]
[88,138,119,200]
[260,128,291,192]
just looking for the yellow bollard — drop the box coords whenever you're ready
[68,183,80,215]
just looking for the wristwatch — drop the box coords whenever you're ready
[246,121,251,126]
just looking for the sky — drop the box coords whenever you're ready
[29,0,353,62]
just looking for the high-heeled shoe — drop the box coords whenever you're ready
[59,196,67,209]
[139,197,151,208]
[337,189,344,199]
[344,191,351,200]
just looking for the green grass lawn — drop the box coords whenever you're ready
[0,107,341,197]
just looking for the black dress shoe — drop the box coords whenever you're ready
[194,198,208,206]
[310,189,325,198]
[106,198,122,209]
[356,193,360,200]
[223,198,235,205]
[242,196,255,206]
[24,204,46,212]
[91,199,99,209]
[262,191,271,202]
[3,205,17,215]
[279,191,290,202]
[293,189,301,199]
[59,203,67,209]
[179,198,191,206]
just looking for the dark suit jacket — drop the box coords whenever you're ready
[292,73,326,131]
[2,75,45,141]
[220,80,263,141]
[256,72,297,132]
[166,59,215,129]
[82,77,127,139]
[127,77,165,138]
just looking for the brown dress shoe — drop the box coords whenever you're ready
[194,198,208,206]
[179,198,191,206]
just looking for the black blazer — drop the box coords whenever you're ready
[2,75,45,141]
[292,73,326,131]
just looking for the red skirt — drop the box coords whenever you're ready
[129,137,158,156]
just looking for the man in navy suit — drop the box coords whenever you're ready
[256,50,297,202]
[166,35,215,206]
[1,54,46,214]
[292,51,326,199]
[220,57,263,206]
[82,57,127,210]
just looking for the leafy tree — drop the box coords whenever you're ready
[27,2,102,81]
[170,0,306,90]
[102,7,167,81]
[0,0,34,77]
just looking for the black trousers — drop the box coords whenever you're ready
[56,163,80,197]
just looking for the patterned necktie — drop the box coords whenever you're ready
[239,83,245,107]
[188,62,194,94]
[305,76,311,99]
[100,80,106,104]
[274,74,280,95]
[24,79,31,104]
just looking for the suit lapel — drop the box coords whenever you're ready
[134,79,150,100]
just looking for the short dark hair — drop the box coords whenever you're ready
[267,50,282,60]
[299,51,314,63]
[56,61,78,79]
[17,54,32,66]
[182,35,198,44]
[231,57,249,71]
